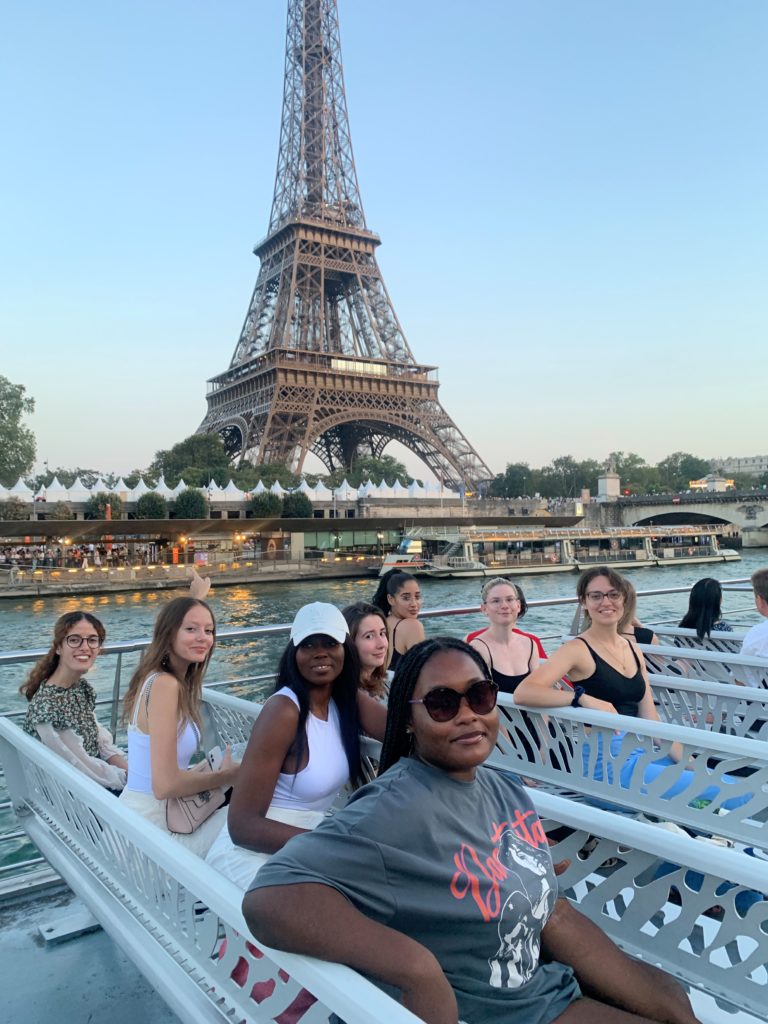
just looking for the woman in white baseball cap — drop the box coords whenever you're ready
[206,602,386,888]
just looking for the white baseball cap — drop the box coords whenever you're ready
[290,603,349,646]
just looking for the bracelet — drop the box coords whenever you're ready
[570,686,585,708]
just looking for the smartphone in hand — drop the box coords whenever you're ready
[207,745,223,771]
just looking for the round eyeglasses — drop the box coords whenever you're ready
[64,635,102,650]
[409,680,498,722]
[585,590,623,604]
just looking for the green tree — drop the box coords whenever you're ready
[281,492,314,518]
[250,492,282,517]
[85,491,124,520]
[28,467,105,490]
[136,492,169,519]
[171,488,208,519]
[150,434,230,487]
[324,454,412,489]
[656,452,711,492]
[0,377,36,487]
[49,501,75,520]
[238,464,301,490]
[0,497,30,520]
[490,462,532,498]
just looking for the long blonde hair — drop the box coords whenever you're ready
[123,597,215,731]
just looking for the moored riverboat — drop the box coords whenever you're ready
[378,524,740,578]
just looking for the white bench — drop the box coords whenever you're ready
[639,642,768,688]
[2,700,766,1024]
[495,696,768,851]
[0,718,418,1024]
[648,674,768,741]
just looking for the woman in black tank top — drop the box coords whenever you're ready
[371,570,425,672]
[513,569,755,809]
[514,568,681,758]
[468,578,542,694]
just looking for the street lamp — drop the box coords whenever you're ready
[376,531,384,559]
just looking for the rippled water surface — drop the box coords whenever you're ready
[1,553,764,717]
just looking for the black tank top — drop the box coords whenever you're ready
[474,637,535,694]
[575,637,646,717]
[389,619,404,671]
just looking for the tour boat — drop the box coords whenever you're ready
[377,523,740,578]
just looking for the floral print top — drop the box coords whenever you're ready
[23,679,100,756]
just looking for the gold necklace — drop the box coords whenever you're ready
[592,638,629,674]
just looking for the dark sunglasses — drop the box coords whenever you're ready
[409,680,498,722]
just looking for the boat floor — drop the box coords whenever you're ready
[0,884,180,1023]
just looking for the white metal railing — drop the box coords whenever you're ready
[0,720,419,1024]
[1,579,762,886]
[3,701,765,1021]
[648,673,768,740]
[203,691,768,1020]
[493,696,768,850]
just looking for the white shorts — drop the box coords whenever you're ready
[205,805,325,890]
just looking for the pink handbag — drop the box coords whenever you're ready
[165,761,226,834]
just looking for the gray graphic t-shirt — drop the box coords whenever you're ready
[249,758,580,1024]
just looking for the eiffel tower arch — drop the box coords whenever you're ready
[198,0,492,489]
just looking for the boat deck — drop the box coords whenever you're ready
[1,885,179,1023]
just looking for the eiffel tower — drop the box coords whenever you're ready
[198,0,492,489]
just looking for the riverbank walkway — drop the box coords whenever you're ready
[0,556,376,599]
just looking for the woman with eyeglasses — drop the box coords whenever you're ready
[469,578,543,693]
[205,602,386,888]
[514,568,751,809]
[243,637,698,1024]
[21,612,128,790]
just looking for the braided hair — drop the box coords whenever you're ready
[378,636,492,775]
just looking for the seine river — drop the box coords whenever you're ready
[1,551,764,718]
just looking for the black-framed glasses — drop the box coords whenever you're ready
[585,590,623,604]
[409,680,498,722]
[64,635,101,649]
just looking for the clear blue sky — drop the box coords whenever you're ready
[2,1,766,481]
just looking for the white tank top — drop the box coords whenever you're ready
[269,687,349,812]
[125,673,200,794]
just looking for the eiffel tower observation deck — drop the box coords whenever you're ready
[198,0,492,490]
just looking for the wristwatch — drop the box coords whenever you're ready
[570,686,585,708]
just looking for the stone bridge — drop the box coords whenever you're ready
[608,492,768,547]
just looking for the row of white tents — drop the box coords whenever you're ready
[1,475,463,505]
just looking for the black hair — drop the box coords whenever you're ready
[273,636,365,786]
[371,568,417,616]
[679,578,725,640]
[378,636,492,776]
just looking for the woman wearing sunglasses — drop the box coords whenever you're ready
[21,611,128,790]
[206,602,386,888]
[243,637,698,1024]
